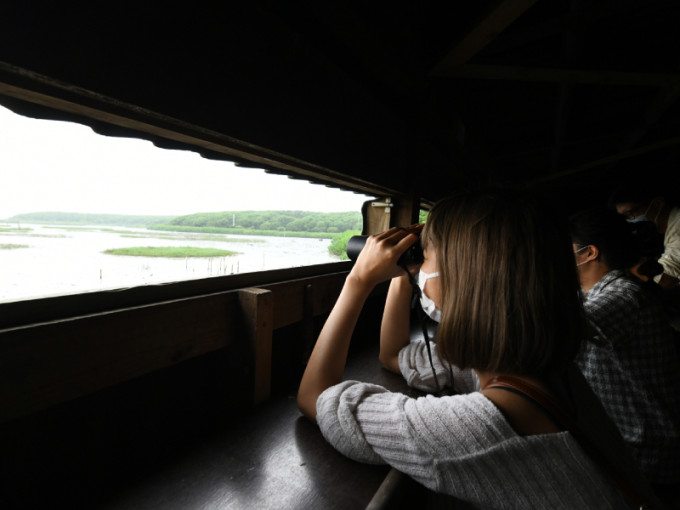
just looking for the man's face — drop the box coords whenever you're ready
[615,201,648,220]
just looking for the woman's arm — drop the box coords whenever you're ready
[297,227,419,422]
[379,274,413,373]
[380,240,438,374]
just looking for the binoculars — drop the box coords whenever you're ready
[346,234,424,266]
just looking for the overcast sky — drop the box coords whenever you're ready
[0,104,372,220]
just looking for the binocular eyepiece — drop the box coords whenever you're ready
[346,234,424,266]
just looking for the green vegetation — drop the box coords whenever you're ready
[328,230,361,260]
[156,210,362,236]
[45,226,135,233]
[326,210,428,261]
[103,246,238,258]
[149,224,331,238]
[8,210,363,239]
[120,232,265,243]
[0,243,28,249]
[0,227,32,233]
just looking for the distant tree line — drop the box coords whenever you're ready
[163,211,362,234]
[7,210,363,234]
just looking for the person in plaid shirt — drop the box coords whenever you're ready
[570,206,680,502]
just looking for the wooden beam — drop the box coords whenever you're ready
[530,134,680,183]
[430,0,540,74]
[267,273,347,329]
[0,293,236,423]
[550,0,588,172]
[480,1,646,58]
[0,63,398,198]
[0,262,352,331]
[603,83,680,173]
[391,192,421,227]
[301,283,316,362]
[436,63,680,86]
[238,288,274,405]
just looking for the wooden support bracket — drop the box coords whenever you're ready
[238,287,274,405]
[302,283,315,362]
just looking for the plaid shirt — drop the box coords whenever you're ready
[577,270,680,484]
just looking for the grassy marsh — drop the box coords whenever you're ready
[0,227,32,233]
[103,246,239,258]
[119,233,264,243]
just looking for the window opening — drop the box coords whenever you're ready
[0,105,372,302]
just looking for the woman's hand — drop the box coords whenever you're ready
[347,225,422,291]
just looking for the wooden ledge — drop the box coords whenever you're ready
[93,342,418,510]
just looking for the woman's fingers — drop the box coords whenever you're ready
[369,229,416,261]
[353,228,419,283]
[374,226,409,241]
[373,224,422,244]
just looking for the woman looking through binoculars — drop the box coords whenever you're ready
[297,187,660,509]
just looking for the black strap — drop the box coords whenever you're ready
[404,267,453,395]
[486,376,649,509]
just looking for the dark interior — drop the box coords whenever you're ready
[3,2,679,209]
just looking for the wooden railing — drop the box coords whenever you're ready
[0,263,417,510]
[0,264,356,423]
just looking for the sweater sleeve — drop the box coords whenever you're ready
[398,341,480,393]
[315,380,634,508]
[316,380,495,491]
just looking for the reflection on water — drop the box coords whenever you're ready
[0,224,340,302]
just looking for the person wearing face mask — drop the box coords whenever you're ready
[608,183,680,291]
[298,189,663,509]
[569,206,680,503]
[415,252,441,323]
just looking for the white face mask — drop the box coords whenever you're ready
[418,270,441,322]
[626,199,660,225]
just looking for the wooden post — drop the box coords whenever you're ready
[302,283,315,362]
[391,192,421,227]
[238,288,273,405]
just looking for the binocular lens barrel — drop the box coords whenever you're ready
[346,235,424,266]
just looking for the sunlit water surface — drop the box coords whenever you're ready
[0,224,341,302]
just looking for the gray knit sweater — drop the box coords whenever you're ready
[316,342,639,509]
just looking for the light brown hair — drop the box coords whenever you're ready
[421,187,585,377]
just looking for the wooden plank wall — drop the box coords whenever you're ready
[0,271,350,424]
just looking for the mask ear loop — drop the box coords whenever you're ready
[401,265,453,396]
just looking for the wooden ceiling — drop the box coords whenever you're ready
[1,1,679,212]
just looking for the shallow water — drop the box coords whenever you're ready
[0,224,341,302]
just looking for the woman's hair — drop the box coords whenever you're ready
[421,187,585,378]
[569,206,645,270]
